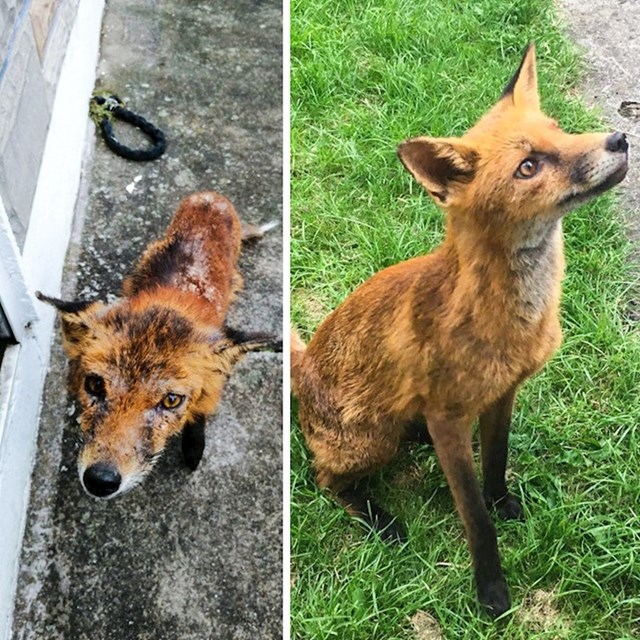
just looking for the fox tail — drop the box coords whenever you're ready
[290,328,307,395]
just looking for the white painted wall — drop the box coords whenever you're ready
[0,2,105,637]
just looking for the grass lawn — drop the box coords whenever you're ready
[290,0,640,638]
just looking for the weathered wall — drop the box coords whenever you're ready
[0,0,80,248]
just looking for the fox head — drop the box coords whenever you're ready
[398,43,628,250]
[38,291,279,499]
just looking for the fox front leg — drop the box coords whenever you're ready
[479,385,524,521]
[427,412,511,617]
[182,414,206,471]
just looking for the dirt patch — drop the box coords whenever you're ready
[409,610,443,640]
[516,589,569,636]
[296,288,331,327]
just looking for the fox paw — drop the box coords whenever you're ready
[485,492,524,521]
[477,576,511,618]
[366,510,408,544]
[495,494,524,521]
[375,517,408,545]
[183,448,203,471]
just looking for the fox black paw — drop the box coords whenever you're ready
[182,418,205,471]
[369,511,408,545]
[485,492,524,521]
[183,448,203,471]
[495,494,524,521]
[477,576,511,618]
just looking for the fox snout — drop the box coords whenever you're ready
[77,428,165,500]
[79,454,156,500]
[560,130,628,210]
[605,131,629,154]
[580,130,628,177]
[591,130,628,182]
[81,462,122,498]
[602,131,629,181]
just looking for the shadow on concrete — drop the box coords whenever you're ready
[12,1,282,638]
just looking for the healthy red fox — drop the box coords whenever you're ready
[38,192,280,500]
[291,44,628,617]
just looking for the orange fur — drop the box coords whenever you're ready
[38,191,279,498]
[292,44,628,616]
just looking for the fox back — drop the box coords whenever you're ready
[123,191,242,322]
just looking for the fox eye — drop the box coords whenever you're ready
[85,375,106,398]
[515,158,540,179]
[160,393,185,410]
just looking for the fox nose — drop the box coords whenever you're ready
[605,132,628,153]
[83,463,121,498]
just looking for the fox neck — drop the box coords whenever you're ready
[443,215,565,325]
[129,286,224,329]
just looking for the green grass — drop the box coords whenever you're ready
[290,1,640,638]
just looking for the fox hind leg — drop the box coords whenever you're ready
[339,482,408,544]
[316,468,407,544]
[312,426,406,543]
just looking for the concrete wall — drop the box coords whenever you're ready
[0,1,105,637]
[0,0,80,249]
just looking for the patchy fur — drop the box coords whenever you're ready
[39,192,280,499]
[292,44,628,617]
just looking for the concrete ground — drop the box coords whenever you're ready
[12,1,282,639]
[560,0,640,260]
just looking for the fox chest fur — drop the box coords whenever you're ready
[300,225,563,431]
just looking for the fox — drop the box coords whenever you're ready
[38,191,281,500]
[291,44,629,617]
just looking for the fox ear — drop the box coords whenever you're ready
[36,292,102,356]
[211,326,282,365]
[397,137,477,205]
[501,42,539,111]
